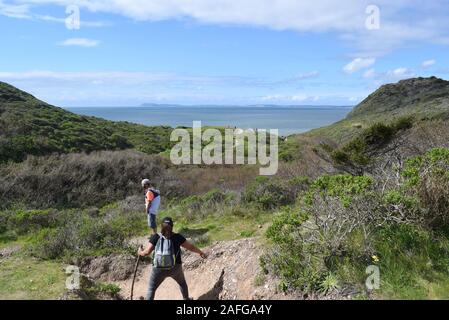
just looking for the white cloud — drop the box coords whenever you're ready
[36,14,108,27]
[0,1,108,26]
[343,58,376,74]
[18,0,368,30]
[387,67,413,78]
[362,68,376,79]
[0,69,363,105]
[0,0,30,18]
[291,94,310,102]
[12,0,449,56]
[363,67,415,88]
[261,93,319,103]
[57,38,99,47]
[421,59,436,69]
[0,70,318,88]
[261,94,283,101]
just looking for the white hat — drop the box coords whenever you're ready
[141,179,151,187]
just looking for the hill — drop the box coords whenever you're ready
[348,76,449,119]
[0,82,173,164]
[306,76,449,143]
[276,77,449,170]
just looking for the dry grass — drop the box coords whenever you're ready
[176,165,258,195]
[0,150,183,209]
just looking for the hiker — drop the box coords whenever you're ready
[138,217,208,300]
[141,179,161,234]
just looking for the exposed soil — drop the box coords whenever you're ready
[112,238,298,300]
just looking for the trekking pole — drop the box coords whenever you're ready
[130,245,144,300]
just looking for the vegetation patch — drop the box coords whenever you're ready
[330,117,413,166]
[262,148,449,299]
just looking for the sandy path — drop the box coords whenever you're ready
[115,238,294,300]
[117,263,220,300]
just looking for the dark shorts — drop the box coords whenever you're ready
[148,214,157,229]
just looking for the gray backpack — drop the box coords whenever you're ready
[153,234,176,269]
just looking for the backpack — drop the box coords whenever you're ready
[149,188,160,197]
[153,234,176,269]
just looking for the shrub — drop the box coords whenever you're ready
[262,149,449,297]
[243,177,297,209]
[29,228,73,260]
[393,116,413,131]
[27,205,145,260]
[262,176,383,294]
[330,117,414,166]
[401,148,449,228]
[0,150,185,209]
[5,209,59,235]
[331,150,350,164]
[306,174,374,207]
[262,208,321,292]
[177,189,236,220]
[363,123,395,146]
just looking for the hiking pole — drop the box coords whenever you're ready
[130,245,144,300]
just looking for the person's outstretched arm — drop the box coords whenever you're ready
[181,241,207,259]
[138,243,155,256]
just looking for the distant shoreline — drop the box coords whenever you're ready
[64,104,354,109]
[66,105,353,136]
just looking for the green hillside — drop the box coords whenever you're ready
[306,77,449,143]
[0,82,173,164]
[1,77,449,300]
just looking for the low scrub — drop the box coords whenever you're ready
[331,117,414,166]
[162,189,238,222]
[242,176,309,209]
[401,147,449,228]
[0,198,147,261]
[262,148,449,298]
[0,150,184,209]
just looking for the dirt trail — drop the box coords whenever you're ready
[114,238,295,300]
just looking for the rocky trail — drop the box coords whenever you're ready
[109,238,295,300]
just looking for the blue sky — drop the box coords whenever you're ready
[1,0,448,107]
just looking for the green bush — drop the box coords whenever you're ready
[243,177,299,209]
[262,149,449,297]
[401,148,449,228]
[177,189,236,220]
[26,205,145,260]
[331,150,350,164]
[265,208,307,245]
[306,174,374,207]
[4,209,59,235]
[262,207,344,293]
[330,117,414,166]
[363,123,395,145]
[29,228,72,260]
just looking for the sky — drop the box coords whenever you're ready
[0,0,448,107]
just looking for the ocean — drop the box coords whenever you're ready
[65,105,353,136]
